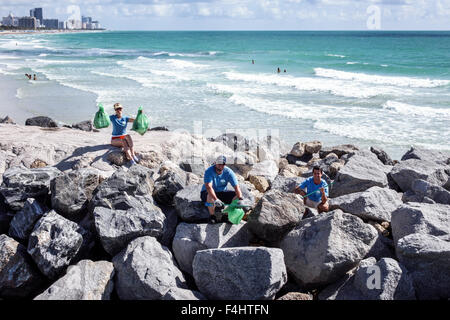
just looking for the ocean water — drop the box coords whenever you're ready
[0,31,449,160]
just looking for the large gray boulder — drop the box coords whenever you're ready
[112,236,188,300]
[280,210,378,288]
[0,234,44,298]
[331,154,389,197]
[391,202,450,246]
[8,198,46,241]
[193,247,287,300]
[270,175,305,193]
[152,167,199,206]
[50,168,102,221]
[172,222,252,276]
[401,147,450,164]
[396,233,450,300]
[0,211,14,235]
[174,183,255,223]
[403,179,450,205]
[247,160,279,183]
[34,260,114,300]
[161,287,206,300]
[89,165,156,210]
[247,189,304,243]
[329,186,403,222]
[27,211,86,279]
[389,159,449,192]
[93,197,166,256]
[72,120,93,132]
[0,166,61,211]
[319,257,416,300]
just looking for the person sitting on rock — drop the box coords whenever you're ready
[201,155,244,224]
[294,166,329,213]
[110,103,140,165]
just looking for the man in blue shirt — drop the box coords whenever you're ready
[201,155,244,223]
[294,166,329,213]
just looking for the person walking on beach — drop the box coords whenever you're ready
[110,103,140,165]
[294,166,329,213]
[201,155,244,224]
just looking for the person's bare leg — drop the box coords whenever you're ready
[206,193,215,216]
[318,202,329,214]
[124,135,136,157]
[112,139,132,161]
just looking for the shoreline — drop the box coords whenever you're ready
[0,29,107,36]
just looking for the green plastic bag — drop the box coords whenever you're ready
[93,103,110,129]
[224,199,245,225]
[132,106,149,136]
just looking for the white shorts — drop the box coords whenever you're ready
[305,198,328,209]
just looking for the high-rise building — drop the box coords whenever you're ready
[19,16,37,29]
[2,13,19,27]
[30,8,43,25]
[43,19,58,29]
[58,21,66,29]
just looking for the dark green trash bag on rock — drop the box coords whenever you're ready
[132,106,149,136]
[93,103,110,129]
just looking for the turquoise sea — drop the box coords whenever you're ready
[0,31,449,159]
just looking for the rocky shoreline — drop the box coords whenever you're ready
[0,115,449,300]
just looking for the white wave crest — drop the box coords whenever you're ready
[223,71,408,98]
[314,68,450,88]
[382,100,450,118]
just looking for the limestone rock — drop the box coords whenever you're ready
[247,189,304,243]
[0,166,61,211]
[289,142,305,158]
[72,120,93,132]
[34,260,114,300]
[319,257,415,300]
[389,159,449,192]
[8,198,46,241]
[113,236,188,300]
[331,154,388,197]
[50,168,101,221]
[329,186,403,222]
[319,144,359,158]
[172,222,252,276]
[396,233,450,300]
[401,147,450,164]
[280,210,378,288]
[0,234,44,298]
[193,247,287,300]
[27,211,86,279]
[304,141,322,155]
[370,146,395,166]
[391,202,450,246]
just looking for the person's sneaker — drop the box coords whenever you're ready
[208,215,218,224]
[133,155,140,163]
[129,159,137,166]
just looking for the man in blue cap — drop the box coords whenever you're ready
[201,155,244,223]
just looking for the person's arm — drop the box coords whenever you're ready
[205,182,218,202]
[294,179,308,196]
[127,117,134,123]
[233,184,243,200]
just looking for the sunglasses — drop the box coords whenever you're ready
[115,108,123,111]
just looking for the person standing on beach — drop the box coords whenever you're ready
[33,74,37,80]
[201,155,244,224]
[277,67,281,73]
[294,166,329,213]
[110,103,139,165]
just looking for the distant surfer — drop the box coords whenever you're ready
[252,59,254,64]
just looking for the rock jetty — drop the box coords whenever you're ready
[0,117,449,300]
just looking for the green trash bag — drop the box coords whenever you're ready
[224,199,245,225]
[93,103,110,129]
[132,106,149,136]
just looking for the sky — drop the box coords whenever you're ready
[1,0,450,30]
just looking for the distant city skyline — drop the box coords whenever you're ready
[0,0,449,31]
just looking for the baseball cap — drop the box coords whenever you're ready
[215,155,227,164]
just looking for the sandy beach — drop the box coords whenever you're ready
[0,29,106,36]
